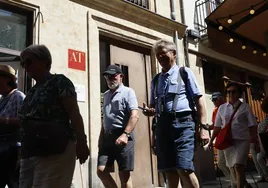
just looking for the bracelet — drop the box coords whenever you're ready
[5,117,9,125]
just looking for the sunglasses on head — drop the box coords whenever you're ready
[227,90,237,94]
[20,58,33,68]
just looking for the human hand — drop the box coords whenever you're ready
[199,128,209,146]
[76,140,90,164]
[142,102,155,117]
[115,133,128,146]
[207,140,214,151]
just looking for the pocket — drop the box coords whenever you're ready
[168,80,178,94]
[112,100,124,111]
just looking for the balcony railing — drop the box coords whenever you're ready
[194,0,224,36]
[125,0,149,9]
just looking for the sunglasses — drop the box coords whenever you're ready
[104,74,119,80]
[156,50,173,57]
[20,58,33,68]
[227,90,237,94]
[212,98,218,102]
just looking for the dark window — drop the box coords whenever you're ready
[115,64,129,87]
[125,0,149,9]
[202,60,224,94]
[248,76,265,100]
[0,2,33,51]
[99,39,110,93]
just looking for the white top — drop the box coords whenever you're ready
[215,101,257,140]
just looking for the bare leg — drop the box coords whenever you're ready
[97,166,118,188]
[165,170,180,188]
[178,169,199,188]
[234,164,246,188]
[119,171,132,188]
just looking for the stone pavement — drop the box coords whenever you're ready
[202,172,268,188]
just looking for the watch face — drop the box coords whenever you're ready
[124,132,130,137]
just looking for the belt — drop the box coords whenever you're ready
[160,111,193,118]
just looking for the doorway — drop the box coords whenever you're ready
[99,37,158,187]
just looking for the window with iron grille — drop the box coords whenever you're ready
[125,0,149,9]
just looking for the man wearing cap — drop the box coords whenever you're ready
[97,65,139,188]
[210,92,235,188]
[0,65,25,188]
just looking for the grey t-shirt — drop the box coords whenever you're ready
[103,84,138,131]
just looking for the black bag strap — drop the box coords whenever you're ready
[172,67,182,112]
[180,67,196,111]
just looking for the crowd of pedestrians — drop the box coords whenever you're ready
[0,40,267,188]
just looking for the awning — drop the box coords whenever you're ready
[205,0,268,68]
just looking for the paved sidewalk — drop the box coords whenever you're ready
[202,172,268,188]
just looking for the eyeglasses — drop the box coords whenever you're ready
[104,74,119,80]
[20,58,33,68]
[156,50,173,57]
[227,90,237,94]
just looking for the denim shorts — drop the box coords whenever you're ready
[155,112,195,172]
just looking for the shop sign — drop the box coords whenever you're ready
[68,49,86,71]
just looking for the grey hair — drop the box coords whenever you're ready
[152,39,176,54]
[20,44,52,70]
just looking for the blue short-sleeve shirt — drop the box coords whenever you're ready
[103,84,138,131]
[150,65,202,113]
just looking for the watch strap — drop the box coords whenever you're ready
[123,131,131,137]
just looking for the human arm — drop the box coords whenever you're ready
[194,95,207,125]
[98,125,104,147]
[208,126,221,149]
[115,109,139,145]
[61,96,90,164]
[208,107,223,149]
[115,89,139,145]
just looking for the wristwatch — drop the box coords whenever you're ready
[123,131,131,138]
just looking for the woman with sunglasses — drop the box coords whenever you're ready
[19,44,90,188]
[208,82,257,188]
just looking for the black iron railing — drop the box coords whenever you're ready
[125,0,149,9]
[194,0,224,36]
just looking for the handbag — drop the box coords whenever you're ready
[215,102,241,150]
[21,119,71,156]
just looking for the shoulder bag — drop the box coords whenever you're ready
[215,102,242,150]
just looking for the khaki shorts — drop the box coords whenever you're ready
[19,141,76,188]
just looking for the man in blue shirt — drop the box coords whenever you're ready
[143,39,208,188]
[97,65,139,188]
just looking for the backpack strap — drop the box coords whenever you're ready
[180,67,195,111]
[172,68,182,112]
[152,73,160,104]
